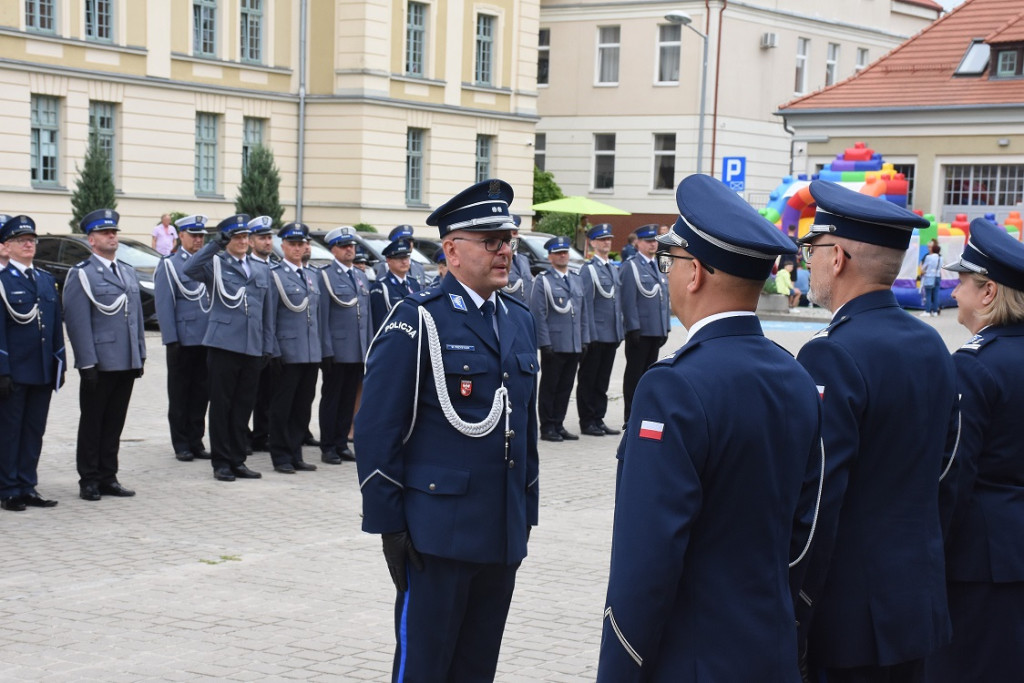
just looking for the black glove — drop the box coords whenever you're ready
[320,356,334,373]
[626,330,640,346]
[581,343,589,356]
[216,230,231,248]
[135,366,145,379]
[382,531,424,592]
[539,345,552,358]
[269,356,283,372]
[0,375,12,401]
[657,335,669,349]
[527,525,532,542]
[261,353,272,369]
[80,366,99,390]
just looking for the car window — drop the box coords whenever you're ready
[115,241,162,269]
[33,238,61,262]
[61,241,92,264]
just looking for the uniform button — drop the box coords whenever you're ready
[463,364,469,371]
[503,372,509,380]
[429,483,436,491]
[508,460,515,469]
[507,430,515,440]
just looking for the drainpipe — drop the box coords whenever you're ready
[708,0,726,177]
[782,115,795,175]
[296,0,308,223]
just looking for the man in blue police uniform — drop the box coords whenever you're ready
[355,179,539,683]
[63,209,145,501]
[530,236,590,442]
[370,240,420,332]
[502,214,533,304]
[318,226,372,464]
[795,180,958,682]
[185,214,274,482]
[153,214,212,462]
[428,249,447,287]
[620,223,671,425]
[0,214,10,269]
[374,225,427,285]
[265,222,329,474]
[0,215,65,511]
[246,215,277,453]
[576,223,623,437]
[598,174,823,682]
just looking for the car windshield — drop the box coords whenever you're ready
[362,234,432,265]
[520,234,586,263]
[116,240,162,271]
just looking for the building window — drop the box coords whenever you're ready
[825,43,839,86]
[474,14,494,86]
[30,95,59,186]
[855,47,869,72]
[534,133,546,171]
[891,163,916,209]
[85,0,112,41]
[657,24,681,83]
[405,2,427,77]
[240,0,262,63]
[994,47,1023,78]
[537,28,550,86]
[795,37,809,93]
[195,112,218,195]
[406,128,424,204]
[193,0,216,57]
[597,26,620,84]
[943,164,1024,207]
[653,133,676,190]
[242,117,264,172]
[25,0,55,33]
[475,135,493,183]
[594,133,615,190]
[88,101,116,178]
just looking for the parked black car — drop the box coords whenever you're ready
[34,234,161,323]
[515,231,586,275]
[309,230,438,281]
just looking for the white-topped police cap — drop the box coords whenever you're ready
[804,180,928,250]
[383,240,412,258]
[0,215,36,243]
[326,226,356,247]
[216,213,251,237]
[80,208,120,234]
[544,236,571,253]
[174,214,209,234]
[588,223,613,240]
[247,215,274,235]
[945,217,1024,291]
[658,173,798,280]
[389,224,414,241]
[427,179,516,237]
[635,224,659,240]
[279,222,310,242]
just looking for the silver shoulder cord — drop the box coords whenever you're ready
[76,267,128,316]
[212,255,247,310]
[163,259,211,313]
[503,277,524,294]
[630,260,661,299]
[320,268,358,307]
[939,405,962,482]
[790,437,825,568]
[541,273,573,315]
[271,269,309,313]
[587,263,615,299]
[0,278,40,325]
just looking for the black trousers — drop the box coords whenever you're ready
[249,363,272,446]
[538,350,580,432]
[821,660,924,683]
[269,362,318,467]
[622,335,665,423]
[319,361,363,454]
[166,343,209,454]
[77,369,136,487]
[576,340,619,429]
[0,383,52,497]
[207,348,262,470]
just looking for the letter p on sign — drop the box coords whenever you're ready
[722,157,746,193]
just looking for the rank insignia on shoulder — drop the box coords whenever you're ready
[638,420,664,441]
[449,293,467,311]
[960,333,984,351]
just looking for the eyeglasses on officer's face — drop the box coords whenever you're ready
[451,236,518,253]
[8,237,38,246]
[657,252,715,275]
[800,243,852,261]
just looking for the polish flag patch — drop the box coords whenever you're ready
[638,420,664,441]
[817,385,826,399]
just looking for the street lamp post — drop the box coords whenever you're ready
[665,11,708,175]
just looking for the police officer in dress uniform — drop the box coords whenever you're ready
[318,226,372,464]
[597,174,823,682]
[153,214,212,462]
[265,222,329,474]
[576,223,623,437]
[620,223,671,425]
[502,214,534,304]
[794,181,958,683]
[0,215,65,511]
[428,249,447,287]
[0,214,10,269]
[184,214,274,482]
[531,236,590,442]
[355,179,539,683]
[246,216,277,453]
[370,240,420,332]
[63,209,144,501]
[925,218,1024,683]
[374,225,427,285]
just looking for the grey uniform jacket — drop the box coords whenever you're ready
[62,254,146,371]
[502,252,534,305]
[320,261,373,364]
[154,250,210,347]
[620,255,671,337]
[580,257,624,343]
[184,242,274,357]
[266,263,331,364]
[530,269,591,353]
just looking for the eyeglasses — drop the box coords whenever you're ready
[657,253,715,275]
[801,243,852,261]
[8,237,38,246]
[451,236,518,253]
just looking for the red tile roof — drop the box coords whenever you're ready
[779,0,1024,112]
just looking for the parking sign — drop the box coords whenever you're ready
[722,157,746,193]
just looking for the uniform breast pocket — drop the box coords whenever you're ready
[405,464,471,497]
[442,351,490,377]
[92,283,121,299]
[94,330,116,345]
[516,353,538,376]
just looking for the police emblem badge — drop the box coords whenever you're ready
[449,293,467,311]
[460,379,472,397]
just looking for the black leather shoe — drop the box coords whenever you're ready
[599,422,621,435]
[321,449,342,464]
[1,496,26,511]
[557,427,580,441]
[98,481,136,497]
[540,430,563,442]
[581,424,606,437]
[302,435,321,447]
[274,464,296,474]
[339,447,356,462]
[192,449,212,460]
[79,484,101,501]
[294,461,317,472]
[20,493,58,508]
[214,467,236,482]
[232,464,262,479]
[175,451,194,462]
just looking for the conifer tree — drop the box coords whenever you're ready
[235,145,284,229]
[69,133,117,233]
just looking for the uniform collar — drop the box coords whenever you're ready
[685,311,756,343]
[453,278,496,311]
[7,259,32,275]
[831,288,898,322]
[93,253,116,269]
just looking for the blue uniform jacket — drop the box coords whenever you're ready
[184,242,274,357]
[530,269,590,352]
[0,265,64,387]
[319,261,373,364]
[374,259,426,287]
[266,263,330,364]
[354,273,540,565]
[153,250,210,347]
[62,255,146,371]
[580,257,623,343]
[620,256,670,337]
[598,315,822,682]
[941,323,1024,583]
[502,252,534,304]
[370,272,419,333]
[795,289,957,668]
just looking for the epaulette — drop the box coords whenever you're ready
[407,286,445,306]
[115,259,135,271]
[269,262,283,270]
[73,260,89,268]
[809,314,850,340]
[958,332,993,354]
[497,288,530,310]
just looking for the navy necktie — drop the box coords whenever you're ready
[481,300,498,338]
[25,268,35,282]
[111,262,122,283]
[347,269,357,288]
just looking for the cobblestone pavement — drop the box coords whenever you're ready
[0,311,967,681]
